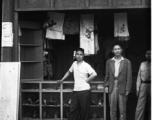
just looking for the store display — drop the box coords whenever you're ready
[42,110,47,118]
[20,81,105,120]
[92,112,97,119]
[90,100,96,105]
[32,111,37,118]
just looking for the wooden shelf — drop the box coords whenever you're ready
[22,90,40,92]
[20,81,106,120]
[22,104,39,107]
[20,44,42,47]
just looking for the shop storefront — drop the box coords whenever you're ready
[2,0,150,120]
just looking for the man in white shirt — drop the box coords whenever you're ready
[57,48,97,120]
[104,43,132,120]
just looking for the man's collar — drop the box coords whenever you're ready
[111,56,124,61]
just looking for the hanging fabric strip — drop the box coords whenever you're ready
[114,13,129,41]
[47,12,65,32]
[63,14,79,35]
[94,22,99,54]
[46,29,65,40]
[80,14,94,55]
[44,12,65,40]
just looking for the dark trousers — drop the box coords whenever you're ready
[68,90,91,120]
[109,80,127,120]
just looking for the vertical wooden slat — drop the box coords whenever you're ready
[108,0,112,6]
[142,0,146,5]
[39,83,42,120]
[14,0,18,9]
[51,0,54,8]
[85,0,90,7]
[13,12,19,61]
[60,83,63,120]
[104,88,106,120]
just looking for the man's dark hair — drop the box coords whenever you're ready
[112,41,123,49]
[76,48,84,54]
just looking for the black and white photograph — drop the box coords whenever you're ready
[1,0,151,120]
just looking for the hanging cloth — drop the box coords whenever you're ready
[44,12,65,40]
[47,12,65,32]
[94,22,99,54]
[80,14,94,55]
[46,29,65,40]
[63,14,79,35]
[114,13,129,41]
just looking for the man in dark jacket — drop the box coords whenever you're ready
[104,43,132,120]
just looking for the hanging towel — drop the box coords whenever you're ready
[63,14,79,35]
[94,22,99,54]
[46,12,65,32]
[114,13,129,41]
[80,14,94,55]
[45,12,65,40]
[46,29,65,40]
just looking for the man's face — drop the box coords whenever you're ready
[75,50,84,62]
[145,50,151,61]
[112,45,122,56]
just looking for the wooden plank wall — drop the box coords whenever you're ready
[0,62,20,120]
[16,0,150,10]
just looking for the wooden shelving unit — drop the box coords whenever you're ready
[19,21,43,80]
[20,81,106,120]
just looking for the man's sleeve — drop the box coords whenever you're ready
[126,60,132,92]
[136,63,142,91]
[69,62,74,73]
[104,60,109,87]
[86,64,96,75]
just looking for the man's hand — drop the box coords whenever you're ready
[105,87,108,93]
[57,79,63,84]
[125,91,129,96]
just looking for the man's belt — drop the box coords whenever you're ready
[114,76,118,80]
[142,80,151,84]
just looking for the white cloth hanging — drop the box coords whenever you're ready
[114,13,129,41]
[80,14,94,55]
[45,12,65,40]
[47,12,65,32]
[46,29,65,40]
[94,22,99,54]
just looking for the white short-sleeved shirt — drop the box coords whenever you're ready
[69,61,95,91]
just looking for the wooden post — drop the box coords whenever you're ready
[1,0,14,62]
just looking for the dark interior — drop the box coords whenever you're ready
[18,8,151,120]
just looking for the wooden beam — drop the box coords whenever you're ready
[15,5,150,12]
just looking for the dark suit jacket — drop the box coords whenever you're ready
[104,57,132,94]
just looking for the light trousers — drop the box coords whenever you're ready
[135,83,151,120]
[109,80,127,120]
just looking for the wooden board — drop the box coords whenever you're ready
[0,62,20,120]
[16,0,150,10]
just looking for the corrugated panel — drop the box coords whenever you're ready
[19,0,51,8]
[17,0,150,10]
[55,0,86,8]
[90,0,108,6]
